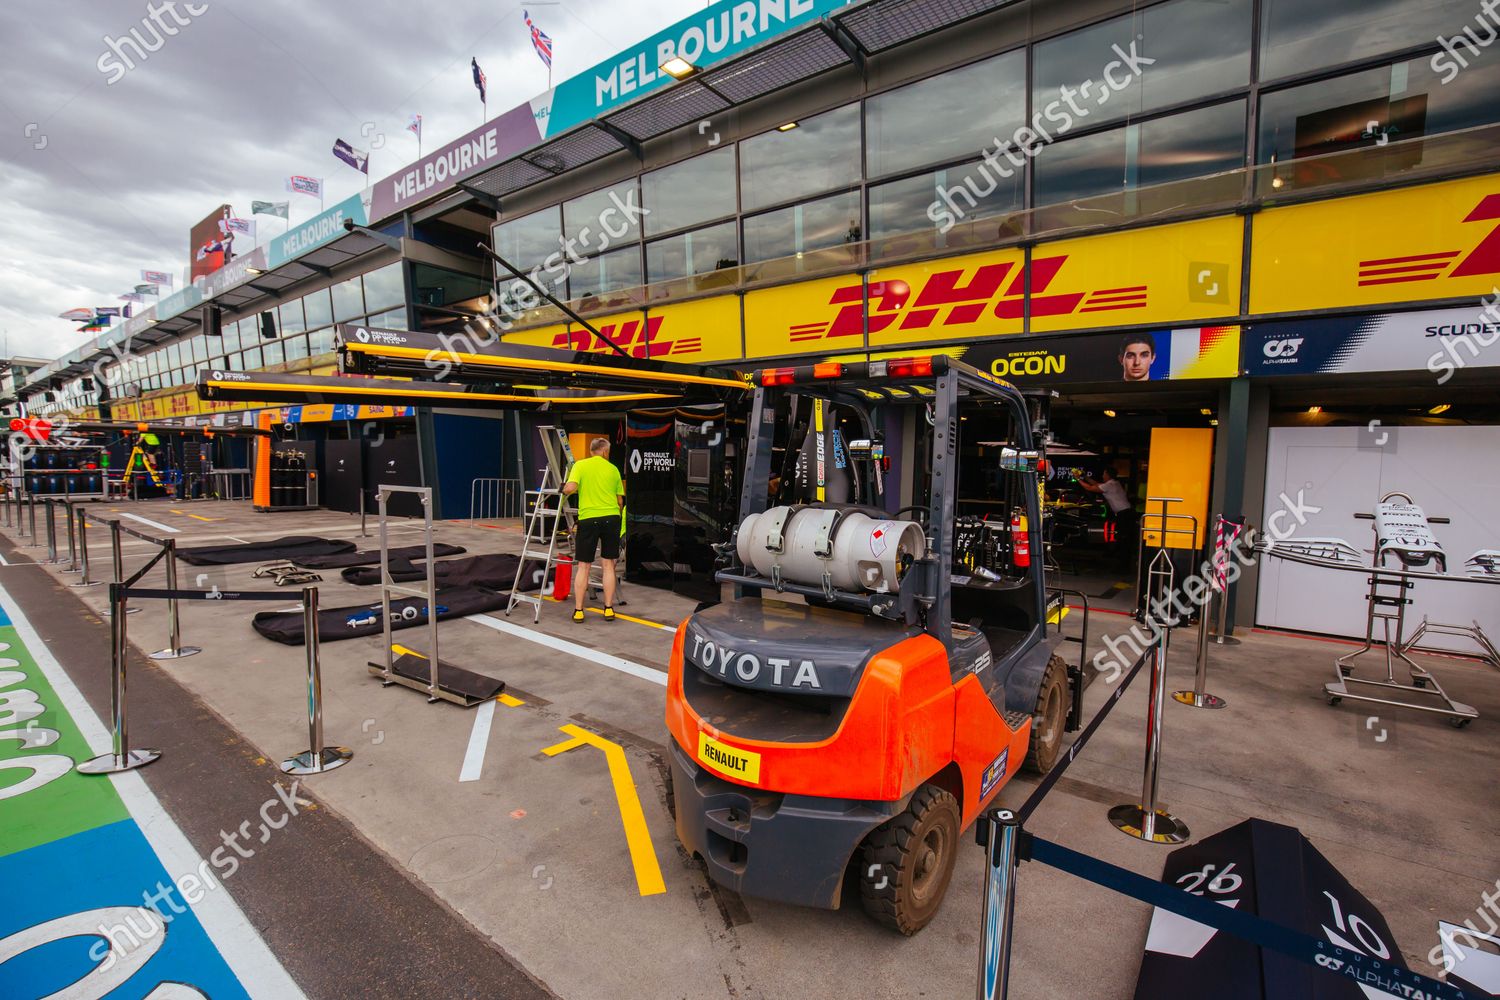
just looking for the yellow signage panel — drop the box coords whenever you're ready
[1031,216,1244,333]
[744,275,858,359]
[1143,427,1215,550]
[1250,172,1500,314]
[866,248,1026,350]
[506,298,740,364]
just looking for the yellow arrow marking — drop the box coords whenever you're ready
[541,723,666,897]
[170,509,223,522]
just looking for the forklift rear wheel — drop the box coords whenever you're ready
[1023,656,1069,775]
[858,785,960,936]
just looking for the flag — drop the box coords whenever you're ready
[332,138,369,174]
[407,113,422,139]
[96,307,122,318]
[524,11,553,69]
[471,57,487,104]
[286,175,324,198]
[224,217,255,236]
[119,293,144,303]
[140,269,173,287]
[58,308,93,322]
[134,283,159,296]
[251,200,289,219]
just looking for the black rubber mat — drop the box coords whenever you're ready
[179,536,357,566]
[341,553,544,589]
[293,542,466,569]
[251,585,509,645]
[371,652,506,701]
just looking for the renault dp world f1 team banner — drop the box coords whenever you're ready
[1244,305,1500,379]
[1251,172,1500,314]
[963,327,1241,384]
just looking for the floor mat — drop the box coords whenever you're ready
[340,553,545,590]
[293,543,466,569]
[370,651,506,702]
[251,585,509,645]
[178,536,357,566]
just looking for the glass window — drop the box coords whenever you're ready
[645,222,740,283]
[1257,56,1500,177]
[240,346,262,370]
[868,162,1023,252]
[366,308,408,331]
[740,104,862,212]
[262,338,284,367]
[361,263,405,312]
[167,342,183,369]
[1260,0,1472,82]
[867,51,1026,179]
[641,147,737,236]
[331,277,364,322]
[1034,100,1247,206]
[308,326,337,356]
[742,191,863,263]
[278,299,305,336]
[494,207,562,272]
[189,336,207,363]
[563,180,642,257]
[567,246,643,302]
[302,289,333,330]
[284,334,309,362]
[1033,0,1251,129]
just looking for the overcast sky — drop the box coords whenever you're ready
[0,0,705,362]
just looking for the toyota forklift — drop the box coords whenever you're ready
[665,354,1088,934]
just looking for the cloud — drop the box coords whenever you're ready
[0,0,703,361]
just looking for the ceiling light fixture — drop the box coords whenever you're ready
[1428,403,1452,415]
[777,121,799,132]
[1103,409,1117,418]
[660,57,699,80]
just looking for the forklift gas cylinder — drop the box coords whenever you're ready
[735,506,926,594]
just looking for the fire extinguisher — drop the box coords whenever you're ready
[1011,512,1030,568]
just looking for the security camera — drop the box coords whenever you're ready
[342,217,356,232]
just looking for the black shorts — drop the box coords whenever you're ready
[574,515,621,562]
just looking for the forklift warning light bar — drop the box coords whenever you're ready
[754,356,939,386]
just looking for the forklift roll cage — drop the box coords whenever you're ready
[728,355,1050,660]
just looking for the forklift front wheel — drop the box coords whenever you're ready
[858,785,961,935]
[1023,655,1069,775]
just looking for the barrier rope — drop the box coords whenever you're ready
[1017,642,1154,824]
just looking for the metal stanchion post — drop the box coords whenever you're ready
[44,500,58,562]
[150,539,200,660]
[77,582,161,774]
[1174,593,1226,710]
[103,520,140,615]
[975,809,1020,1000]
[64,501,78,572]
[26,495,37,545]
[1109,626,1190,844]
[1212,582,1241,646]
[73,508,101,587]
[280,587,352,775]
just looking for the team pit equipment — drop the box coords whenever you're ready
[1259,491,1500,726]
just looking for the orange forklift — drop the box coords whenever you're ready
[665,355,1088,934]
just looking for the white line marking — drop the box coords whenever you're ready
[0,578,306,998]
[467,613,668,686]
[0,552,9,565]
[458,699,497,783]
[118,511,180,534]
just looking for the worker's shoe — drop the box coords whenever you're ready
[603,607,616,622]
[572,609,585,624]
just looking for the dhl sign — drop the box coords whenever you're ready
[505,295,741,362]
[744,216,1244,356]
[1251,172,1500,314]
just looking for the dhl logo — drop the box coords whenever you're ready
[786,255,1147,344]
[1357,193,1500,286]
[550,316,703,358]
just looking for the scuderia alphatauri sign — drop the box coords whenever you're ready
[1135,819,1420,1000]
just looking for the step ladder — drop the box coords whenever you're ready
[507,427,578,624]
